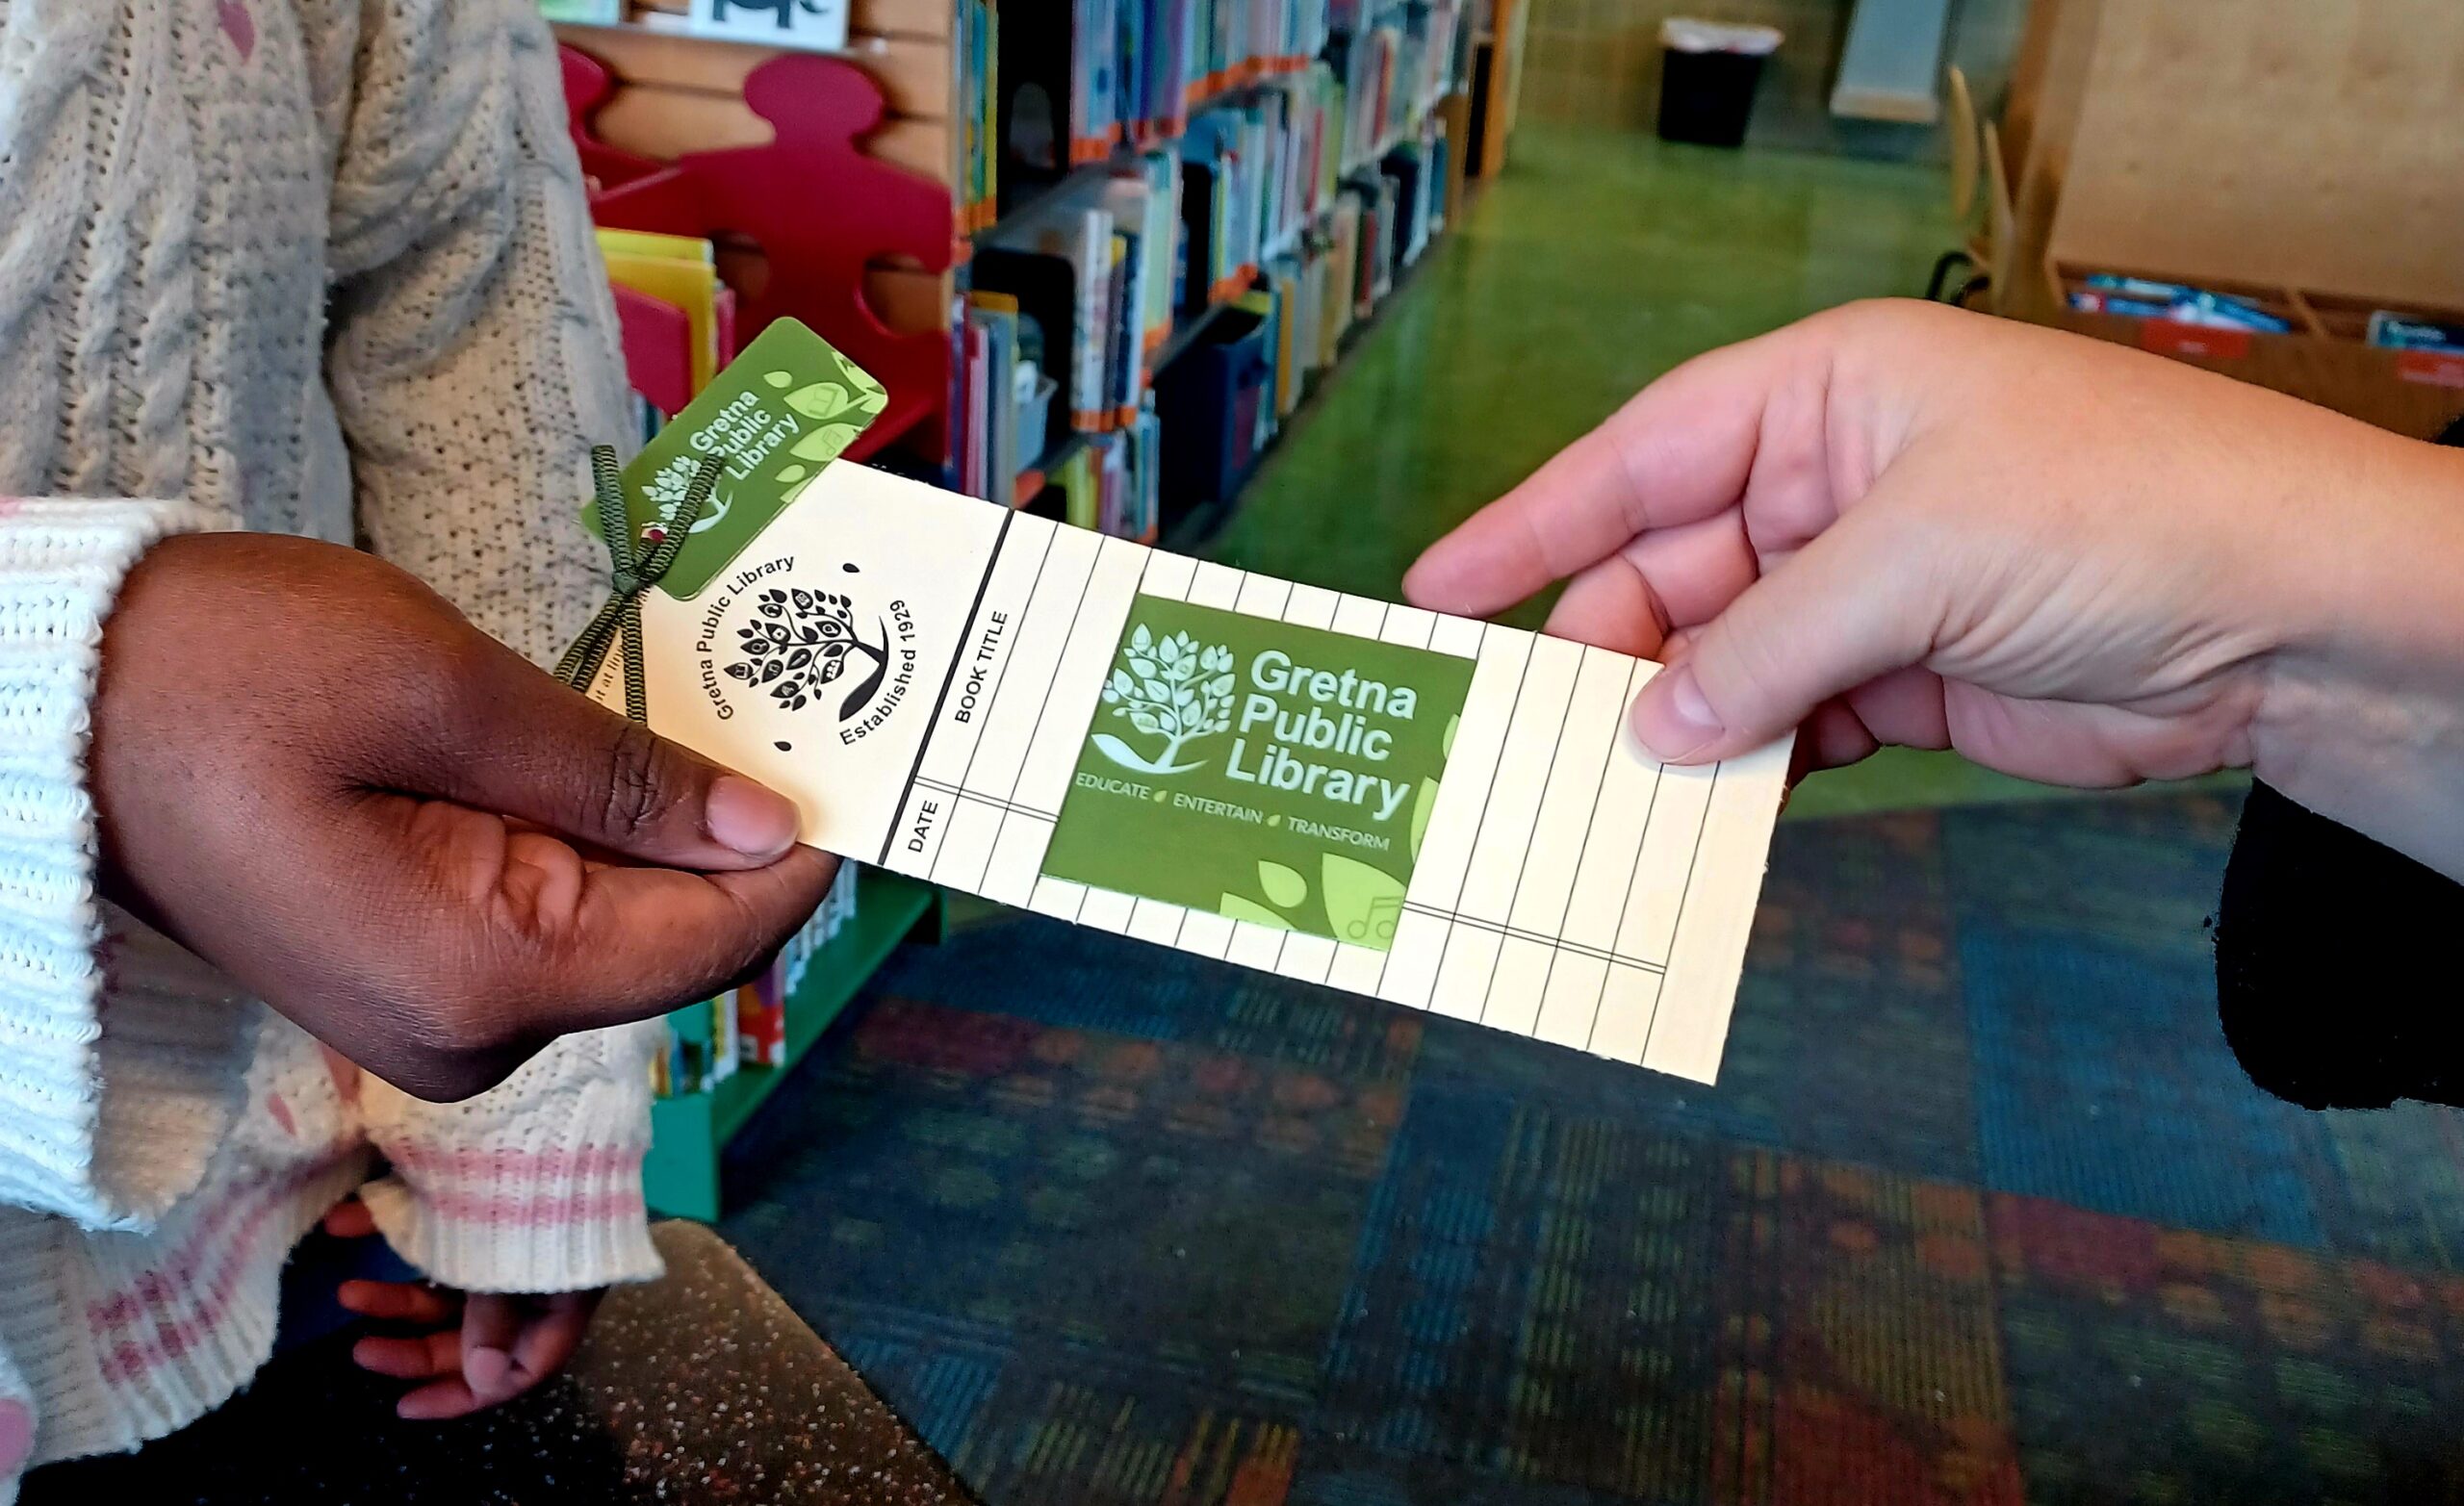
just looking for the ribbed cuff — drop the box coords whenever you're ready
[358,1141,661,1294]
[358,1027,665,1293]
[0,499,244,1230]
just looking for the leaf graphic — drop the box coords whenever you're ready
[790,423,862,461]
[1131,624,1153,652]
[1258,861,1308,909]
[1129,711,1162,735]
[1442,715,1460,759]
[1322,854,1406,947]
[1409,778,1438,859]
[774,464,808,484]
[783,381,849,420]
[1219,894,1293,931]
[763,371,793,389]
[1090,733,1164,773]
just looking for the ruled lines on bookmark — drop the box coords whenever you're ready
[874,517,1758,1081]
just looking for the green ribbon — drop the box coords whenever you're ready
[553,445,722,723]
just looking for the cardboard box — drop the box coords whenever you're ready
[1997,0,2464,440]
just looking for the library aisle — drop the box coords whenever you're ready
[1211,123,2048,818]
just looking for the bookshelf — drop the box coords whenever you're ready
[644,869,941,1220]
[558,0,1502,541]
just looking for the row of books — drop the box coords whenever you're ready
[958,2,1000,231]
[997,0,1334,197]
[1182,66,1342,309]
[954,19,1463,540]
[654,863,863,1098]
[1203,122,1450,486]
[953,63,1344,499]
[1329,1,1467,171]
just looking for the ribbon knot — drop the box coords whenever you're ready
[552,444,723,723]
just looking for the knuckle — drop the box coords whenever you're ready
[598,720,685,840]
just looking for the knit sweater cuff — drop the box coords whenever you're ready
[0,499,250,1230]
[358,1134,660,1293]
[357,1029,665,1293]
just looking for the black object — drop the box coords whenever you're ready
[992,12,1073,215]
[1178,160,1219,317]
[1927,249,1975,302]
[1383,146,1425,268]
[1657,45,1769,147]
[1155,306,1271,531]
[970,247,1078,458]
[2214,413,2464,1110]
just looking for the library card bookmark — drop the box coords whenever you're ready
[578,322,1790,1085]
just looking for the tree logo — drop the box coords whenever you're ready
[639,456,732,544]
[1091,625,1235,775]
[724,587,892,722]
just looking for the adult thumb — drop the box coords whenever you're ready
[1629,508,1936,763]
[412,635,805,870]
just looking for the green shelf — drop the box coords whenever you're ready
[644,869,941,1221]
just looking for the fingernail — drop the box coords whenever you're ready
[706,776,799,860]
[467,1345,514,1398]
[1630,665,1724,761]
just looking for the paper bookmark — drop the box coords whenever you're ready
[582,322,1788,1084]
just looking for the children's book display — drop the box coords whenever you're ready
[578,320,1790,1091]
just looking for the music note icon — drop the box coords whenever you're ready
[1347,895,1403,944]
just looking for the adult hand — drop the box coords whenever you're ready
[322,1200,600,1420]
[91,532,836,1099]
[1406,299,2464,880]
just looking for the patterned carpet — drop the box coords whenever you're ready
[718,788,2464,1505]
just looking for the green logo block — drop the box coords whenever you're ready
[586,319,887,600]
[1041,598,1475,951]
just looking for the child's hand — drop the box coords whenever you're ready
[322,1201,603,1420]
[92,531,835,1101]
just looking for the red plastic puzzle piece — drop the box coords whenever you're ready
[560,44,958,464]
[561,46,668,193]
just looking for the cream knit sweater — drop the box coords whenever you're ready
[0,0,667,1487]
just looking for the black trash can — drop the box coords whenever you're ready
[1656,20,1783,147]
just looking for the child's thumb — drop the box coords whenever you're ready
[1630,508,1934,761]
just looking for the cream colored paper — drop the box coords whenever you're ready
[593,463,1790,1085]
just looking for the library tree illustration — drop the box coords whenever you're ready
[1093,626,1237,775]
[727,588,888,721]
